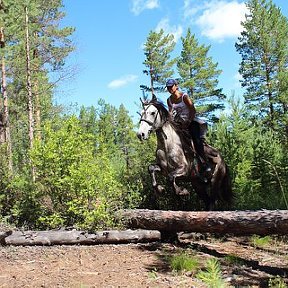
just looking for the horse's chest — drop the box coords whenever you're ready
[156,146,188,171]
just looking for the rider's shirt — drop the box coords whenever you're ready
[169,94,208,137]
[170,94,192,126]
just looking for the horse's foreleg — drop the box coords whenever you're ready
[148,164,165,194]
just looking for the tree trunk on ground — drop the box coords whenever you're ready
[3,229,161,246]
[119,209,288,236]
[0,230,12,245]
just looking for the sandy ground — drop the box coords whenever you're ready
[0,234,287,288]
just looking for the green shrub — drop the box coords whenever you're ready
[196,258,226,288]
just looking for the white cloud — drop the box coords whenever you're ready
[108,74,138,89]
[196,1,248,42]
[233,72,243,87]
[131,0,159,15]
[183,0,204,19]
[155,18,183,42]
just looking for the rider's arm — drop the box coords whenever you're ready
[183,94,196,120]
[167,98,173,121]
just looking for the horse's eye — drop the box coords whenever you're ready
[151,112,156,116]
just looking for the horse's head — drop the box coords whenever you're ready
[137,96,168,141]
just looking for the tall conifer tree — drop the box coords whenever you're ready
[141,29,176,98]
[177,28,223,119]
[236,0,288,137]
[0,0,74,174]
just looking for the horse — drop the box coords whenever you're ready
[137,95,233,210]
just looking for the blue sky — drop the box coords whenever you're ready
[57,0,287,121]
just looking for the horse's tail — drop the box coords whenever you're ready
[220,164,234,206]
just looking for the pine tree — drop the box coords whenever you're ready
[0,8,13,172]
[1,0,74,173]
[236,0,288,138]
[177,28,223,120]
[209,96,287,209]
[141,29,176,98]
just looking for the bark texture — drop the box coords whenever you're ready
[3,229,161,246]
[120,209,288,235]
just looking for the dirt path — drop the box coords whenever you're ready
[0,234,287,287]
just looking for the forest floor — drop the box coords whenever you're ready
[0,232,287,288]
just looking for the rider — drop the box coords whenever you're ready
[166,78,211,173]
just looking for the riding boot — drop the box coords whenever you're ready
[193,139,211,173]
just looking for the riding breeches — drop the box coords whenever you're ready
[189,121,206,161]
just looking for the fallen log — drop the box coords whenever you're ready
[0,230,12,245]
[120,209,288,236]
[3,229,161,246]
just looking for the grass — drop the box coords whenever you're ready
[169,252,199,274]
[251,235,272,248]
[268,276,288,288]
[148,268,158,280]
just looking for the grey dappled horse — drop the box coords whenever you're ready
[137,96,233,210]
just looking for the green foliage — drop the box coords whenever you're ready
[5,98,154,229]
[177,28,224,120]
[236,0,288,136]
[196,258,226,288]
[0,144,14,215]
[169,252,199,274]
[209,97,288,209]
[80,101,150,210]
[1,0,288,229]
[26,116,125,229]
[251,235,272,248]
[268,276,288,288]
[147,268,158,280]
[141,28,176,96]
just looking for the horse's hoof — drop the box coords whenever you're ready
[154,185,165,194]
[177,188,190,196]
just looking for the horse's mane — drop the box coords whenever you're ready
[149,98,169,120]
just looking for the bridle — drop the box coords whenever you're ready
[139,103,160,130]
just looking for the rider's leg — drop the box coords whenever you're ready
[189,121,211,172]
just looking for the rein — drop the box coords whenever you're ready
[140,103,168,139]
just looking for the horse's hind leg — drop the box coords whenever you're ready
[148,164,165,194]
[194,183,214,210]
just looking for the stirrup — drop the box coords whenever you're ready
[199,158,211,173]
[204,164,211,173]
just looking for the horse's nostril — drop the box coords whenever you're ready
[137,132,144,140]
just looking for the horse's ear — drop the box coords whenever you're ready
[140,97,149,107]
[152,94,157,101]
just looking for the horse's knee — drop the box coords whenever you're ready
[149,164,161,173]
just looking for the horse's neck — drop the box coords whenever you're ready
[157,122,181,149]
